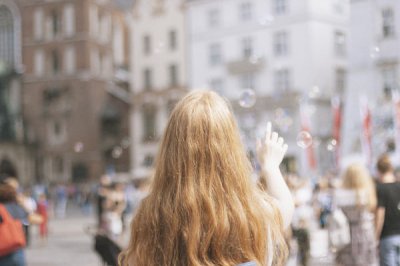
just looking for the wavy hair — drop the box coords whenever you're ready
[120,91,288,266]
[342,164,377,211]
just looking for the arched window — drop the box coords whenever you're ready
[0,5,15,66]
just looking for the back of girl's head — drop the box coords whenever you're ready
[342,163,376,209]
[377,154,393,175]
[121,91,288,266]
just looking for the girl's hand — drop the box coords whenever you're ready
[256,122,288,171]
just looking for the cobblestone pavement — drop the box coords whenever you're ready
[25,207,333,266]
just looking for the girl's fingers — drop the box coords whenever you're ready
[278,137,284,146]
[271,132,278,143]
[265,122,272,143]
[283,144,288,153]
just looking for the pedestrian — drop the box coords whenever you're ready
[97,175,111,229]
[332,164,377,266]
[103,182,125,239]
[37,193,49,244]
[119,91,294,266]
[55,183,67,218]
[0,177,42,266]
[375,154,400,266]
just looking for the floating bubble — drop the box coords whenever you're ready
[258,15,274,26]
[112,146,123,159]
[369,46,380,59]
[326,138,338,152]
[274,108,293,132]
[249,55,261,65]
[121,137,130,149]
[239,89,256,108]
[308,86,320,98]
[296,131,313,149]
[154,42,165,54]
[74,142,84,153]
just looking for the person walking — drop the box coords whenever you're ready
[119,91,294,266]
[0,177,42,266]
[375,154,400,266]
[333,164,378,266]
[37,193,49,244]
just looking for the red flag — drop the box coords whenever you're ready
[300,105,317,170]
[332,97,342,168]
[360,98,372,165]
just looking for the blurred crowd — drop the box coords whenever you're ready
[286,153,400,266]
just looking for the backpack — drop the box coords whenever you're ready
[0,203,26,256]
[327,208,351,251]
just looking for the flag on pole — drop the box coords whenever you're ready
[332,96,342,169]
[392,90,400,161]
[300,104,317,170]
[360,98,372,165]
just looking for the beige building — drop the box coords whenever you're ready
[129,0,188,179]
[20,0,131,183]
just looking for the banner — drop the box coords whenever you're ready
[332,96,342,169]
[360,98,372,165]
[300,104,317,170]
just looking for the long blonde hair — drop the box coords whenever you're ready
[120,91,288,266]
[342,164,377,211]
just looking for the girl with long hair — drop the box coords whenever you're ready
[333,164,378,265]
[120,91,294,266]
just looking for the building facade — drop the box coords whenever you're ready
[0,0,35,184]
[21,0,131,183]
[187,0,349,176]
[342,0,400,166]
[129,0,187,179]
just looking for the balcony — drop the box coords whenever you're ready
[226,56,265,75]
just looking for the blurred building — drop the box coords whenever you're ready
[0,0,35,184]
[187,0,349,176]
[342,0,400,167]
[129,0,188,179]
[20,0,131,183]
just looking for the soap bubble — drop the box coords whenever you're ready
[112,146,123,159]
[74,142,84,153]
[327,138,338,152]
[239,89,256,108]
[369,46,380,60]
[308,86,320,98]
[258,15,274,26]
[121,137,130,149]
[274,108,293,132]
[296,131,313,149]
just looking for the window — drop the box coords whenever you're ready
[382,8,395,38]
[382,66,397,95]
[48,119,66,144]
[34,49,45,76]
[142,105,156,142]
[208,9,220,27]
[51,50,60,73]
[34,8,44,40]
[275,69,290,91]
[90,5,98,36]
[169,30,177,50]
[51,10,60,37]
[274,31,288,56]
[242,37,253,58]
[144,68,152,89]
[240,74,255,89]
[143,155,154,167]
[143,34,151,55]
[335,68,346,95]
[209,43,222,66]
[274,0,287,15]
[334,31,346,56]
[210,78,224,94]
[240,2,252,21]
[0,6,15,66]
[63,4,75,37]
[91,48,100,74]
[169,64,178,87]
[64,46,75,74]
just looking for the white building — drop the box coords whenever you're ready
[187,0,349,176]
[342,0,400,167]
[129,0,188,178]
